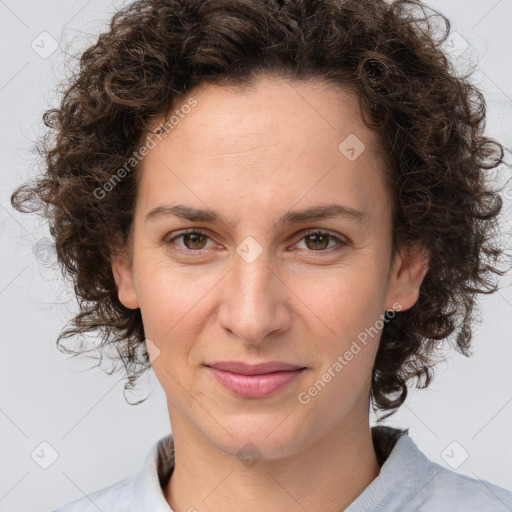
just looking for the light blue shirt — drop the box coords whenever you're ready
[52,427,512,511]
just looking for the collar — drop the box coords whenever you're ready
[129,426,423,511]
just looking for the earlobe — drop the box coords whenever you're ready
[111,255,140,309]
[385,243,429,312]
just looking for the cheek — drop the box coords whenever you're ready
[133,254,215,332]
[290,260,387,396]
[133,256,223,387]
[293,263,386,336]
[295,271,384,416]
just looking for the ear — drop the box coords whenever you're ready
[111,251,139,310]
[385,242,429,312]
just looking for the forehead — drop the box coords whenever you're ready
[150,76,382,155]
[136,76,391,228]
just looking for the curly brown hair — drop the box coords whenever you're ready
[11,0,509,417]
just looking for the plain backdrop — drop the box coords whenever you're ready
[1,0,511,510]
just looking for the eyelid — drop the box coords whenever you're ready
[300,228,348,243]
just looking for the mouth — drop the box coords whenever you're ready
[204,362,307,398]
[205,360,306,375]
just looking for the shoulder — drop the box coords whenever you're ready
[353,426,512,512]
[50,433,174,512]
[415,460,512,511]
[392,432,512,511]
[51,476,132,512]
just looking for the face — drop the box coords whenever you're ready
[113,75,428,459]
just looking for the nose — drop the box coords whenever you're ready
[216,251,293,346]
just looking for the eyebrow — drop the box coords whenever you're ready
[144,203,368,227]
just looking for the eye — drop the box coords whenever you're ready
[293,230,347,254]
[166,229,215,252]
[165,228,347,255]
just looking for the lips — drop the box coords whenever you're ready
[205,361,305,375]
[204,361,307,398]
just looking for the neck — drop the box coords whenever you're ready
[164,409,381,512]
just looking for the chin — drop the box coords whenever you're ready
[209,416,309,461]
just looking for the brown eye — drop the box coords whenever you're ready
[296,230,346,253]
[167,230,213,252]
[304,232,330,250]
[182,232,208,250]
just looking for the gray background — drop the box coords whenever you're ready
[1,0,511,510]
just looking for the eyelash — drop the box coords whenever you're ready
[165,229,348,256]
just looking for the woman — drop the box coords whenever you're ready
[11,0,512,510]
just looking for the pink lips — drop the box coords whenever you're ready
[205,361,306,398]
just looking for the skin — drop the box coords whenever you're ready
[112,74,429,512]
